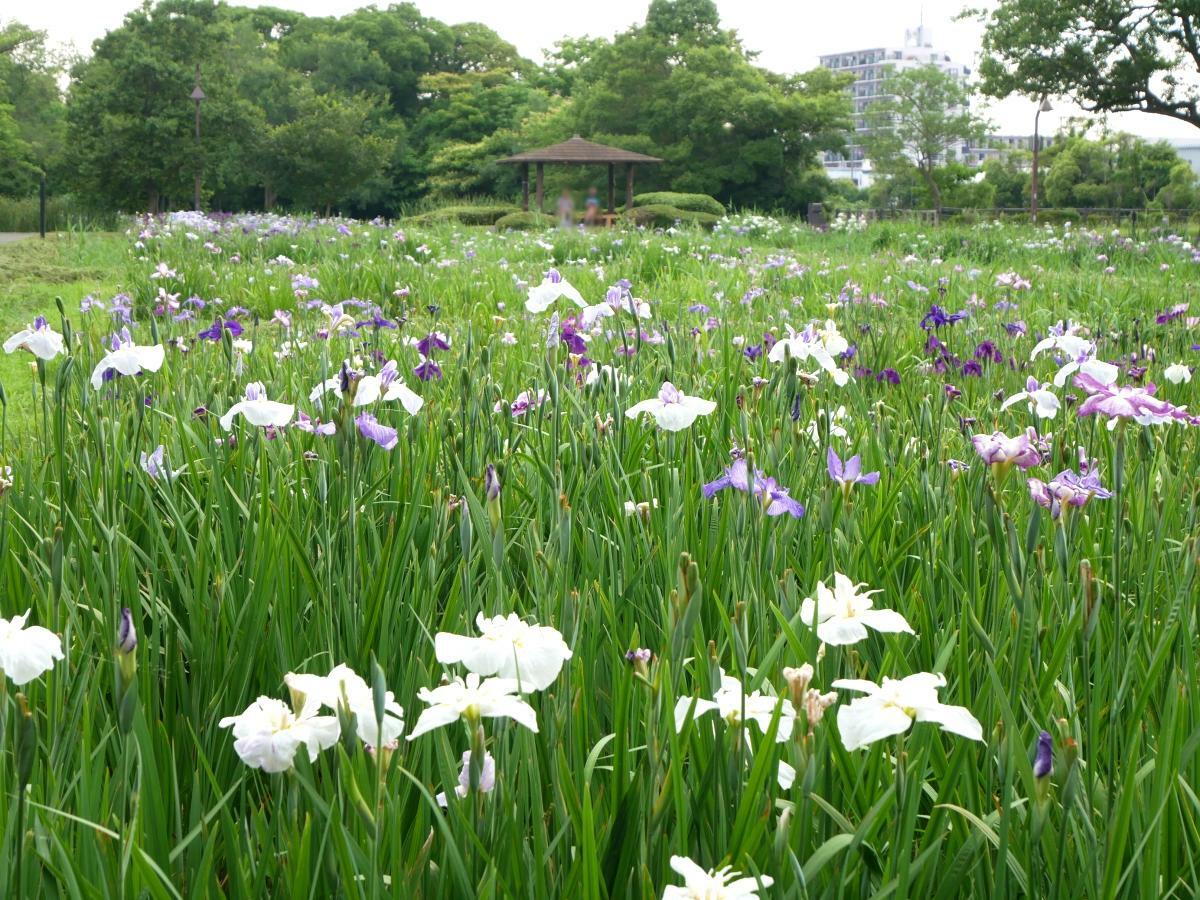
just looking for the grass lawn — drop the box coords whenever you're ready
[0,232,128,423]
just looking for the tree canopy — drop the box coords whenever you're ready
[863,65,987,213]
[976,0,1200,131]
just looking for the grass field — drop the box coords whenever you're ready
[1,212,1199,898]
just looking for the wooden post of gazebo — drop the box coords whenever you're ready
[498,137,662,223]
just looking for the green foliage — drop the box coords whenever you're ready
[2,216,1200,896]
[976,0,1200,131]
[560,0,853,211]
[493,210,556,230]
[864,65,987,212]
[623,203,718,227]
[633,191,724,215]
[980,154,1031,209]
[0,23,67,195]
[1041,132,1188,210]
[406,204,520,226]
[44,0,858,215]
[1150,161,1200,211]
[268,86,393,215]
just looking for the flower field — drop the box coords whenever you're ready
[2,213,1200,897]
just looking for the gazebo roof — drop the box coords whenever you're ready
[498,136,662,165]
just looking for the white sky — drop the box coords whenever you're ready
[11,0,1199,140]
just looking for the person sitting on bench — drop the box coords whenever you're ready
[584,186,600,225]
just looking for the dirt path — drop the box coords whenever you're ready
[0,233,35,244]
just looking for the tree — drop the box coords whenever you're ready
[980,154,1031,208]
[976,0,1200,131]
[1039,132,1193,209]
[562,0,853,210]
[863,64,987,215]
[0,22,67,194]
[269,87,393,215]
[65,0,264,211]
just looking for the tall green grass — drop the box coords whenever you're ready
[1,214,1198,897]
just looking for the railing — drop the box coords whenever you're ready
[809,204,1200,235]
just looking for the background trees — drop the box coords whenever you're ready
[863,65,987,214]
[0,23,67,196]
[1,0,1198,217]
[3,0,856,216]
[976,0,1200,132]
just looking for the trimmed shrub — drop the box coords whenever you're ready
[406,205,519,226]
[623,204,718,229]
[494,211,556,231]
[632,191,724,217]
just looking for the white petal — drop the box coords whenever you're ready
[816,616,870,646]
[653,403,700,431]
[624,398,661,420]
[836,699,912,750]
[405,704,460,740]
[673,696,719,732]
[218,402,244,432]
[915,702,984,742]
[240,400,295,428]
[859,608,915,635]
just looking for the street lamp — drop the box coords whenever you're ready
[1030,95,1052,224]
[190,65,205,212]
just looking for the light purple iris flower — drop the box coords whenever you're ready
[356,412,397,450]
[702,458,805,518]
[971,430,1042,472]
[296,411,336,436]
[1074,372,1196,428]
[140,445,169,480]
[1028,469,1112,519]
[826,448,880,495]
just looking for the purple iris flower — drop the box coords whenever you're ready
[296,411,336,436]
[971,430,1041,471]
[559,323,588,354]
[356,311,397,330]
[109,294,134,324]
[356,412,398,450]
[198,318,243,341]
[1156,303,1188,325]
[1033,731,1053,778]
[876,368,900,385]
[1074,373,1196,425]
[974,341,1002,363]
[920,304,968,331]
[826,447,880,495]
[414,357,443,381]
[1028,468,1112,519]
[140,445,169,480]
[416,332,451,357]
[117,608,137,654]
[701,458,805,518]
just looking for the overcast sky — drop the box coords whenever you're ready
[12,0,1199,140]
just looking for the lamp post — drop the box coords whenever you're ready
[190,65,205,212]
[1030,95,1052,224]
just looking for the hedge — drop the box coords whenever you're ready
[632,191,725,217]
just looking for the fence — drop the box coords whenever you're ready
[809,204,1200,237]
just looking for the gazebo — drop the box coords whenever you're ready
[498,136,663,215]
